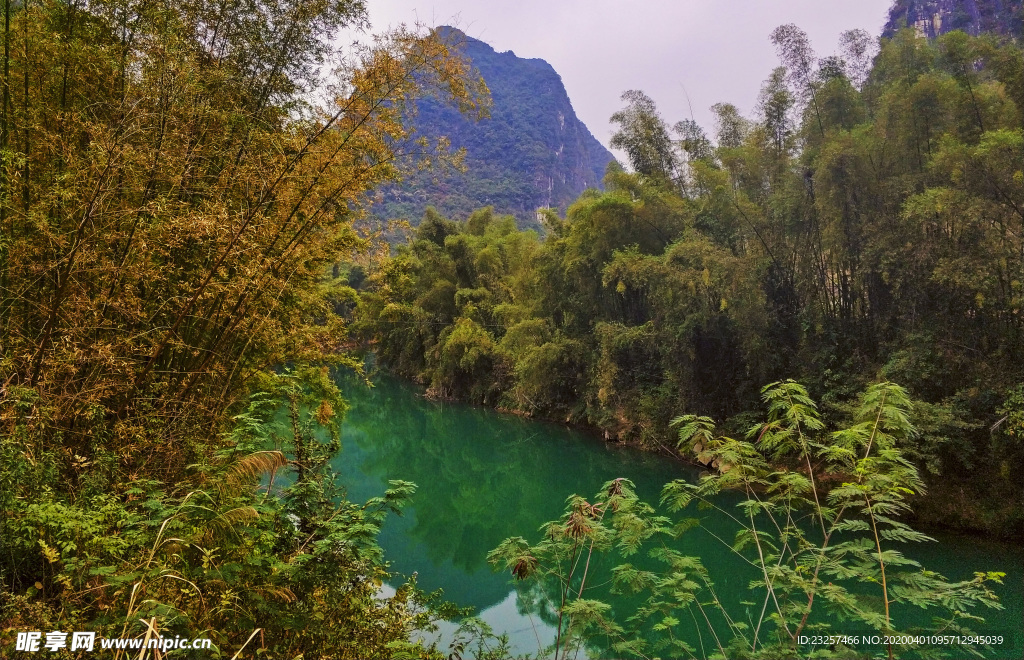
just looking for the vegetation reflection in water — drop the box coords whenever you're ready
[332,371,1023,659]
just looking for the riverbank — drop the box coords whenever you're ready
[337,370,1024,660]
[407,370,1024,543]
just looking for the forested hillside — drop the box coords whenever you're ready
[356,27,1024,538]
[375,27,615,229]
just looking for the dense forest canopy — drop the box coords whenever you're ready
[357,26,1024,538]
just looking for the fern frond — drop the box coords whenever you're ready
[227,451,287,485]
[219,506,260,526]
[259,586,297,603]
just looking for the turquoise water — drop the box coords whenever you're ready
[332,372,1023,659]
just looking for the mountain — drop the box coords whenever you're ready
[377,27,616,230]
[883,0,1023,39]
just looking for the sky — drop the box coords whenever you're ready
[362,0,895,150]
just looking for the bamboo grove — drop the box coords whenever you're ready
[356,27,1024,538]
[1,0,488,656]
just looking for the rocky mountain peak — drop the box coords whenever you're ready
[376,27,615,229]
[883,0,1023,40]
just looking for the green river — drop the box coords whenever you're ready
[331,371,1023,659]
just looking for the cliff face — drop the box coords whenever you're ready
[883,0,1023,39]
[378,27,616,229]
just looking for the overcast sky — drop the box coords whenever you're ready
[363,1,894,150]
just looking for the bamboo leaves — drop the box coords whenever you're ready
[0,1,487,483]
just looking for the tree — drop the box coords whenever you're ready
[610,90,679,184]
[839,28,877,90]
[770,23,825,138]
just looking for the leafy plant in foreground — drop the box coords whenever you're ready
[490,381,1004,660]
[1,370,461,659]
[489,478,666,660]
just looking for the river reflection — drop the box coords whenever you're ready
[335,371,689,611]
[332,371,1023,659]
